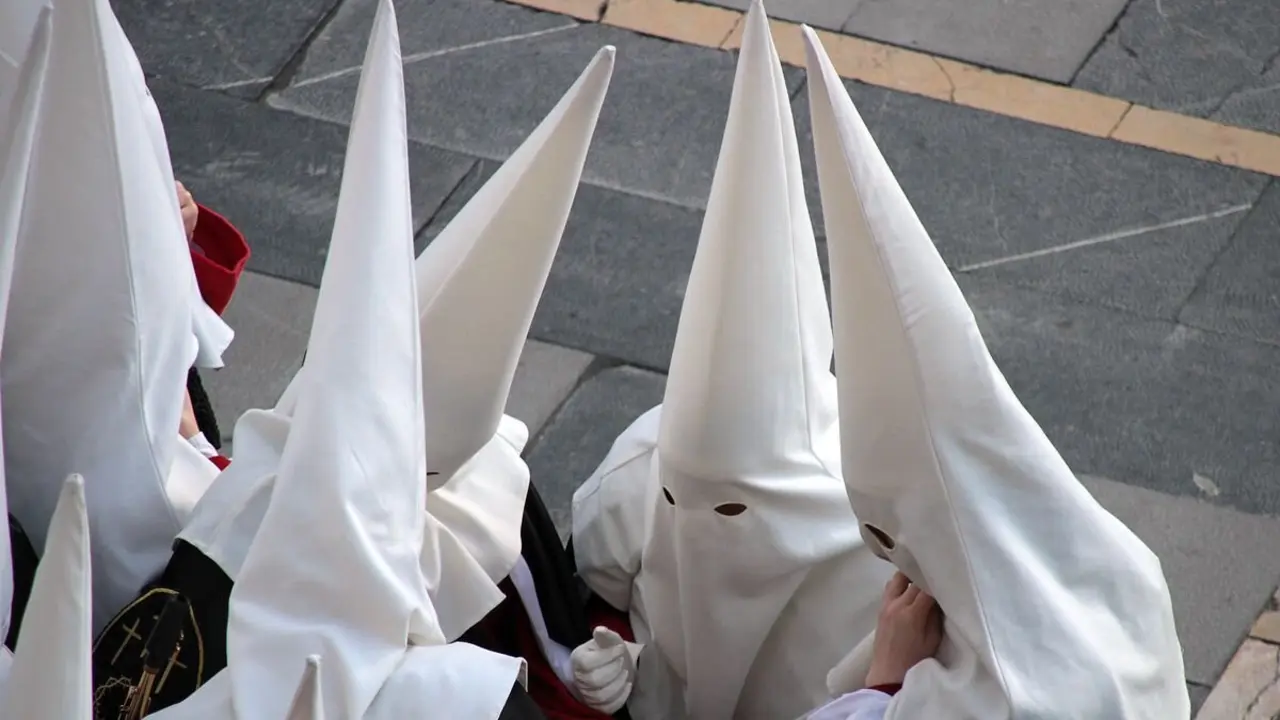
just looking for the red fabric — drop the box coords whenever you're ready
[209,455,231,471]
[868,683,902,697]
[584,593,635,643]
[466,580,613,720]
[512,597,613,720]
[189,204,249,315]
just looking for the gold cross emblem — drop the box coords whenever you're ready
[156,648,188,695]
[111,618,144,664]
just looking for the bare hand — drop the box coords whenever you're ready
[180,389,201,439]
[176,181,198,240]
[865,572,943,687]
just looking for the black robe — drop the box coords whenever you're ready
[5,513,38,651]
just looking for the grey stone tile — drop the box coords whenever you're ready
[113,0,339,98]
[1214,63,1280,135]
[281,0,578,82]
[1073,0,1280,134]
[1181,181,1280,347]
[507,341,597,439]
[151,79,476,287]
[962,275,1280,516]
[965,209,1250,321]
[1081,474,1280,685]
[841,0,1128,82]
[421,163,701,371]
[274,22,804,208]
[699,0,856,31]
[790,80,1269,270]
[524,365,666,536]
[204,272,317,436]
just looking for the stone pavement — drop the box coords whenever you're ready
[117,0,1279,714]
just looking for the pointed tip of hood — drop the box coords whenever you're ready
[226,2,438,715]
[4,474,92,719]
[413,47,613,485]
[658,0,834,481]
[285,655,325,720]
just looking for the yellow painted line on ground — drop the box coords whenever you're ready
[504,0,1280,178]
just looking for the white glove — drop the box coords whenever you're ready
[571,626,643,715]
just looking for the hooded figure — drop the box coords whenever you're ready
[0,0,226,633]
[141,2,531,716]
[801,26,1189,720]
[413,46,636,720]
[0,5,50,660]
[3,475,94,719]
[94,35,618,720]
[570,3,893,718]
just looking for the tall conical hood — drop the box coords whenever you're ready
[224,1,437,716]
[658,1,833,483]
[804,26,1187,719]
[2,0,209,631]
[4,474,93,719]
[632,4,888,718]
[0,5,49,646]
[415,46,613,488]
[285,656,325,720]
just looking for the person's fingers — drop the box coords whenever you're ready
[900,584,922,606]
[908,589,936,610]
[884,571,910,601]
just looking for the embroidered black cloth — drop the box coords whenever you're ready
[92,540,231,718]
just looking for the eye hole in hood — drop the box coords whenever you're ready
[714,502,748,517]
[862,523,896,558]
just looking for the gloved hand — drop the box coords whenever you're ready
[570,626,643,715]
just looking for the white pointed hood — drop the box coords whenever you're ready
[625,3,889,717]
[414,47,613,634]
[0,5,50,651]
[1,0,219,632]
[285,656,324,720]
[152,5,525,715]
[804,27,1188,719]
[224,0,437,713]
[4,474,93,719]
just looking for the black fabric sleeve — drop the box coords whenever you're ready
[498,680,549,720]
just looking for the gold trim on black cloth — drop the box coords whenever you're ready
[92,541,231,719]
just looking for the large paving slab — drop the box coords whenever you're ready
[840,0,1130,82]
[1073,0,1280,135]
[966,209,1250,322]
[789,80,1268,276]
[114,0,340,98]
[1082,474,1280,685]
[420,165,702,370]
[1180,180,1280,347]
[959,274,1280,516]
[272,9,803,208]
[152,79,476,287]
[525,365,667,532]
[696,0,858,31]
